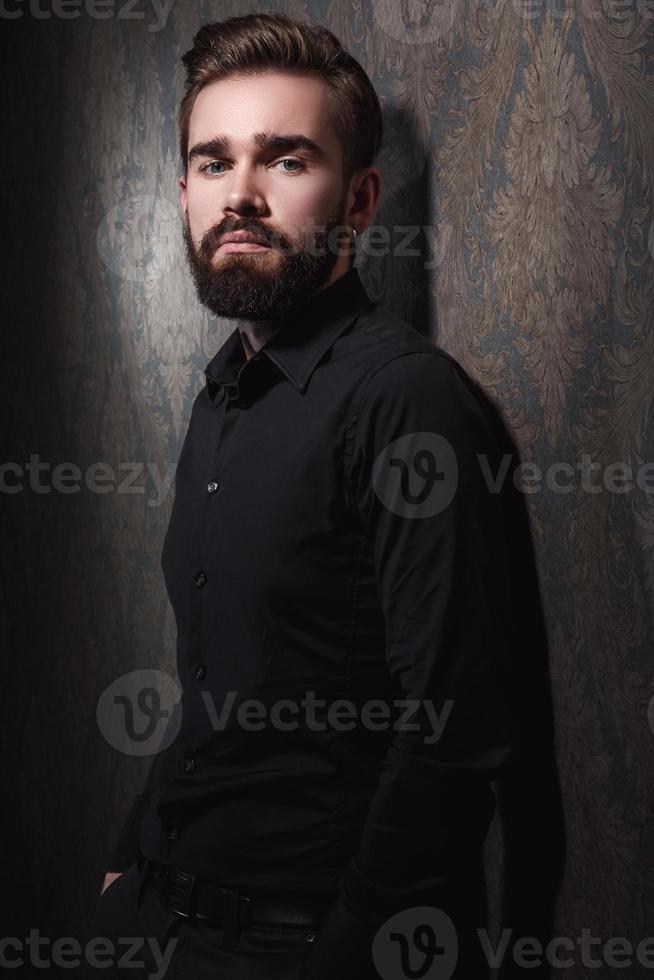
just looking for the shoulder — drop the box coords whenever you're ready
[349,304,494,433]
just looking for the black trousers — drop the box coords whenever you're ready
[80,862,318,980]
[80,859,491,980]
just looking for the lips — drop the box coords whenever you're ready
[217,242,271,255]
[218,232,270,247]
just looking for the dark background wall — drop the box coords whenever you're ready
[2,1,653,977]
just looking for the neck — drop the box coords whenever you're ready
[237,319,282,361]
[236,263,352,361]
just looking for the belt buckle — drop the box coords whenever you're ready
[162,868,196,918]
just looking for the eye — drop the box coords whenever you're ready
[198,158,306,176]
[199,161,225,175]
[275,158,305,173]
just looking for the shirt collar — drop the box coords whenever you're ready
[203,266,372,401]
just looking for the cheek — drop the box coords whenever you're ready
[272,183,339,239]
[186,184,221,233]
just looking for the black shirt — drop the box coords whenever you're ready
[107,265,517,976]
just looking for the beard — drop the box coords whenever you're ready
[182,189,351,322]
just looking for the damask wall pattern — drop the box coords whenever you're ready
[2,1,653,975]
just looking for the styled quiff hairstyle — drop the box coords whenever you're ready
[178,12,383,185]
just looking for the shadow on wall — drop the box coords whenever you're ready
[371,102,565,976]
[485,390,565,980]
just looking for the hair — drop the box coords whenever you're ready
[178,12,383,186]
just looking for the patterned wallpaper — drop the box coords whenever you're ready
[2,1,653,976]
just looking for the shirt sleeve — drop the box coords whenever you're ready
[300,351,517,980]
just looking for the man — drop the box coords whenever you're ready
[87,12,517,979]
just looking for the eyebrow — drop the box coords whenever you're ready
[187,132,328,166]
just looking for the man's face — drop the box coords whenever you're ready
[180,70,354,321]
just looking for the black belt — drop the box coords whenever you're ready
[139,856,327,947]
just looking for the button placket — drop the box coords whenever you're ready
[184,389,237,779]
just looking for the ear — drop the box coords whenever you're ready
[179,174,187,214]
[346,166,382,236]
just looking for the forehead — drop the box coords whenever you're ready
[187,70,341,155]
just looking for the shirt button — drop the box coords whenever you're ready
[306,934,316,943]
[207,481,219,494]
[167,828,179,841]
[194,664,207,681]
[183,757,197,773]
[194,570,207,588]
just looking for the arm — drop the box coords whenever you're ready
[301,351,516,979]
[105,750,160,873]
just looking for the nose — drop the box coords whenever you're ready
[223,162,267,217]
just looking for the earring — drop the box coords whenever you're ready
[351,227,357,240]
